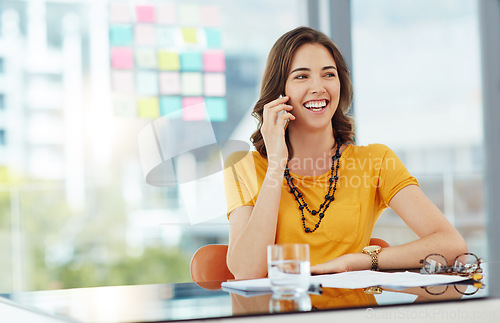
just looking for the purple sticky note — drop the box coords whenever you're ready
[204,73,226,96]
[109,3,131,24]
[203,50,225,72]
[159,72,181,95]
[135,25,156,46]
[201,6,221,27]
[136,5,155,23]
[182,97,205,121]
[111,47,134,69]
[156,4,176,25]
[111,70,135,92]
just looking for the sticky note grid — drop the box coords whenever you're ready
[108,3,227,121]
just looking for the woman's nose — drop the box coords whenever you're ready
[310,77,326,94]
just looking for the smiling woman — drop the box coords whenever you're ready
[223,26,467,280]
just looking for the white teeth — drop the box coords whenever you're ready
[304,100,327,109]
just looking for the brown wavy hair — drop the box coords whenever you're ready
[250,26,355,158]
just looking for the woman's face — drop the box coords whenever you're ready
[284,43,341,131]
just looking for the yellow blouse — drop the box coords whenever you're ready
[223,144,418,266]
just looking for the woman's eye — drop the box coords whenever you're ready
[325,73,336,78]
[295,74,307,79]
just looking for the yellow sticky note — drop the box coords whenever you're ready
[138,97,160,119]
[158,51,180,70]
[181,27,198,44]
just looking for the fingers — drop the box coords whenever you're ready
[263,96,294,127]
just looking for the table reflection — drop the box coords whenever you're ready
[230,281,485,316]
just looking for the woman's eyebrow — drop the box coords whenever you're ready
[290,65,337,74]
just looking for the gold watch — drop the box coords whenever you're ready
[362,245,382,271]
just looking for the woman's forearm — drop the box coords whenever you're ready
[227,165,285,279]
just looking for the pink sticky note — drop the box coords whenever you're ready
[156,4,176,25]
[182,97,205,121]
[136,5,155,23]
[203,50,225,72]
[204,73,226,96]
[201,6,221,26]
[111,47,134,69]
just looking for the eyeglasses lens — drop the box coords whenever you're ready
[453,253,479,274]
[423,254,448,274]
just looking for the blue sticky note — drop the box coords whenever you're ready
[136,71,158,95]
[180,52,203,71]
[204,28,222,48]
[205,97,227,122]
[109,25,134,46]
[157,26,177,48]
[159,96,183,118]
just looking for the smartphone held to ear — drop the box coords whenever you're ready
[277,95,289,129]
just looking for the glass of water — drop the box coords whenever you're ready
[267,243,310,295]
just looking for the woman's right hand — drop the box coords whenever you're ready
[261,96,295,168]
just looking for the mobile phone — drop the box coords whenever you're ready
[277,95,289,129]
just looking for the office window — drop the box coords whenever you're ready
[352,0,485,254]
[0,129,5,145]
[0,0,306,292]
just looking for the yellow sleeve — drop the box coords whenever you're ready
[377,145,419,207]
[223,151,258,217]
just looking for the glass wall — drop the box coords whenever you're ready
[351,0,485,254]
[0,0,306,292]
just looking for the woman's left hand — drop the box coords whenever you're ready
[310,253,371,274]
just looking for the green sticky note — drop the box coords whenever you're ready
[138,97,160,119]
[205,97,227,122]
[158,51,180,70]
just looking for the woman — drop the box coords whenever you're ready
[223,26,467,280]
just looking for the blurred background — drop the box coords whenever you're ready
[0,0,485,292]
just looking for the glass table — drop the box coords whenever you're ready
[0,274,489,323]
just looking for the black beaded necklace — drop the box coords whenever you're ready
[284,139,342,233]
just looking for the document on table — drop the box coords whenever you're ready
[221,270,470,293]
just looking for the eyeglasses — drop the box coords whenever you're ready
[419,252,484,277]
[421,281,485,296]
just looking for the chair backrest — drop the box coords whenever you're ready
[190,244,235,289]
[190,238,390,289]
[369,237,390,248]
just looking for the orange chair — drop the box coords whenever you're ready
[190,244,234,290]
[190,238,390,289]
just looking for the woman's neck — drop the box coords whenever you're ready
[287,126,337,176]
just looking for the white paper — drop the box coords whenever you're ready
[309,270,469,289]
[221,270,470,292]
